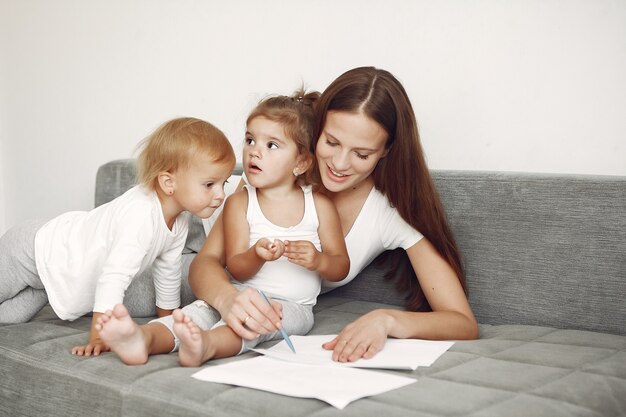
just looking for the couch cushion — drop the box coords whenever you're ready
[1,297,624,417]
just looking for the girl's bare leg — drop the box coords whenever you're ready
[172,309,242,367]
[97,304,175,365]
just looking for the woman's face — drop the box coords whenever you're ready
[316,110,388,193]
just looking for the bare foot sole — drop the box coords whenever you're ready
[173,310,212,367]
[97,304,148,365]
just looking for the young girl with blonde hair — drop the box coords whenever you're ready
[0,117,235,357]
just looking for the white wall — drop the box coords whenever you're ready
[1,0,625,234]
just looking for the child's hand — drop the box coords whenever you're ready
[71,312,110,356]
[71,339,110,356]
[255,238,285,261]
[283,240,320,271]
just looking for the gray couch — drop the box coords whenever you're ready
[1,159,625,417]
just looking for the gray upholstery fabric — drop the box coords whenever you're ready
[1,159,625,416]
[1,299,625,417]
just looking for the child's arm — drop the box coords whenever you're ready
[71,313,109,356]
[73,202,157,356]
[189,209,283,339]
[283,192,349,281]
[151,217,189,314]
[223,191,273,280]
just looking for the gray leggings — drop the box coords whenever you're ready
[153,286,314,353]
[0,219,49,324]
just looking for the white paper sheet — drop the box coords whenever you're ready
[191,356,416,409]
[252,335,454,370]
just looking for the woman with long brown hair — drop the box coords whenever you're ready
[190,67,478,362]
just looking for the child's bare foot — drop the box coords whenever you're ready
[97,304,148,365]
[173,309,214,367]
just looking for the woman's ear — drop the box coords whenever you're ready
[157,172,175,195]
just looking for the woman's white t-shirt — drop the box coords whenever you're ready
[322,187,423,290]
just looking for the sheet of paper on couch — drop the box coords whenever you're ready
[252,334,455,370]
[191,356,416,409]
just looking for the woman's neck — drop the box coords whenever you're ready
[325,176,375,237]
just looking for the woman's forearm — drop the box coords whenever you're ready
[386,309,479,340]
[187,213,237,314]
[225,246,265,282]
[188,251,236,314]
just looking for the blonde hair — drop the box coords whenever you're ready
[246,88,320,186]
[136,117,234,190]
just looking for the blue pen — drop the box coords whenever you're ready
[259,290,296,353]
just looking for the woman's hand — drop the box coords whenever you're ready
[218,287,284,340]
[322,309,394,362]
[283,240,320,271]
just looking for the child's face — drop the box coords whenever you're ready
[172,155,234,219]
[244,116,303,190]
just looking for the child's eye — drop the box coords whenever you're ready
[267,142,279,150]
[205,182,214,188]
[245,137,255,146]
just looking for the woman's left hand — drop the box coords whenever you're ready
[322,309,394,362]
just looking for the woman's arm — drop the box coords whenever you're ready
[323,238,478,362]
[188,209,283,339]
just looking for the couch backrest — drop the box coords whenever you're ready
[335,170,626,336]
[96,160,626,335]
[95,159,138,207]
[437,171,626,336]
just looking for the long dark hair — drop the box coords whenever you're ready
[313,66,466,311]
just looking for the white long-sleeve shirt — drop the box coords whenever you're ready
[35,185,188,320]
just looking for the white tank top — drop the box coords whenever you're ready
[242,184,321,305]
